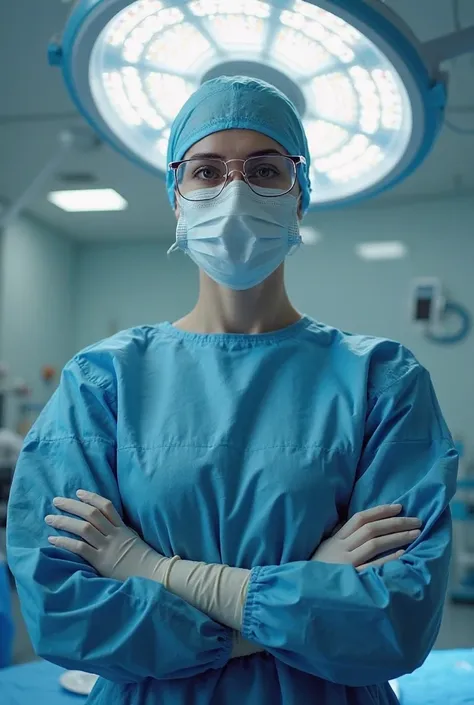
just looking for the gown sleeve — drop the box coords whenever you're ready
[241,358,458,686]
[6,355,232,684]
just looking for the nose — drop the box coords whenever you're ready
[227,168,246,183]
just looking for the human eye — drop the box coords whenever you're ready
[192,161,225,182]
[248,161,279,179]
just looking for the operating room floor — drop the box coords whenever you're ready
[7,576,474,665]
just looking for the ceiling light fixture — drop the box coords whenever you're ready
[355,240,408,261]
[48,188,128,212]
[49,0,474,210]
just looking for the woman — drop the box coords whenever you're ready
[7,77,457,705]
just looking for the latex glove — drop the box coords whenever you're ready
[312,504,422,571]
[45,490,261,657]
[164,557,249,632]
[46,491,175,584]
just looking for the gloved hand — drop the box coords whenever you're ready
[312,504,421,571]
[46,491,176,584]
[45,490,260,657]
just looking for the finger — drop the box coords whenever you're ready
[48,535,98,563]
[336,505,402,540]
[345,516,422,551]
[330,523,343,537]
[76,490,123,527]
[351,530,420,565]
[45,515,104,549]
[356,550,405,572]
[52,497,113,535]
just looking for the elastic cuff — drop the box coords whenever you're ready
[241,566,263,642]
[163,555,181,589]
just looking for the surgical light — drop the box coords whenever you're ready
[49,0,474,209]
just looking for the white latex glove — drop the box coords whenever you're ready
[46,491,175,584]
[164,557,249,631]
[45,491,261,657]
[312,504,422,571]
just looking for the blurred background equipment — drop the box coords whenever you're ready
[411,278,471,345]
[451,477,474,604]
[0,428,24,530]
[451,439,474,604]
[0,365,30,530]
[412,278,445,326]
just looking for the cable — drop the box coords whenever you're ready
[425,302,472,345]
[0,128,100,230]
[0,144,70,231]
[453,0,462,30]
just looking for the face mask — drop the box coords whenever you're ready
[168,181,302,290]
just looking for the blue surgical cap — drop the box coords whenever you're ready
[166,76,312,213]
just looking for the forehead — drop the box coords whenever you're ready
[184,129,287,160]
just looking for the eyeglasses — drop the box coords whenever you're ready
[169,154,306,202]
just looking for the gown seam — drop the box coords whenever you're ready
[116,442,342,454]
[25,435,116,447]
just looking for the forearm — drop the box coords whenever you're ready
[241,534,450,685]
[8,440,233,682]
[39,491,263,661]
[11,550,232,682]
[165,559,250,631]
[125,554,263,659]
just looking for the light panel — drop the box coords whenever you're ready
[189,0,271,17]
[56,0,446,208]
[145,23,211,72]
[293,0,362,44]
[145,73,195,118]
[273,27,333,76]
[105,0,164,47]
[206,15,266,51]
[48,189,128,212]
[356,241,408,261]
[304,120,348,159]
[310,73,357,125]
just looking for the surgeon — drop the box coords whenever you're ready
[7,77,458,705]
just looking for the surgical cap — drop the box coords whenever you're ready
[166,76,312,213]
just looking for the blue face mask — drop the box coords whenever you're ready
[168,181,302,290]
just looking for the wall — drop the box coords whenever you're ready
[75,195,474,451]
[286,195,474,451]
[75,240,198,349]
[0,215,76,428]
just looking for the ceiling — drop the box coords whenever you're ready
[0,0,473,242]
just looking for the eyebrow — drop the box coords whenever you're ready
[185,149,285,160]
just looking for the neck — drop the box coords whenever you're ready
[174,266,301,334]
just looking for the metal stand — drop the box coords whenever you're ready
[0,127,101,231]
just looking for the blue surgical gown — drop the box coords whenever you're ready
[7,316,458,705]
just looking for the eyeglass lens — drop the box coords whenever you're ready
[176,156,297,200]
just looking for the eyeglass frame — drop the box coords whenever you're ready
[168,154,307,202]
